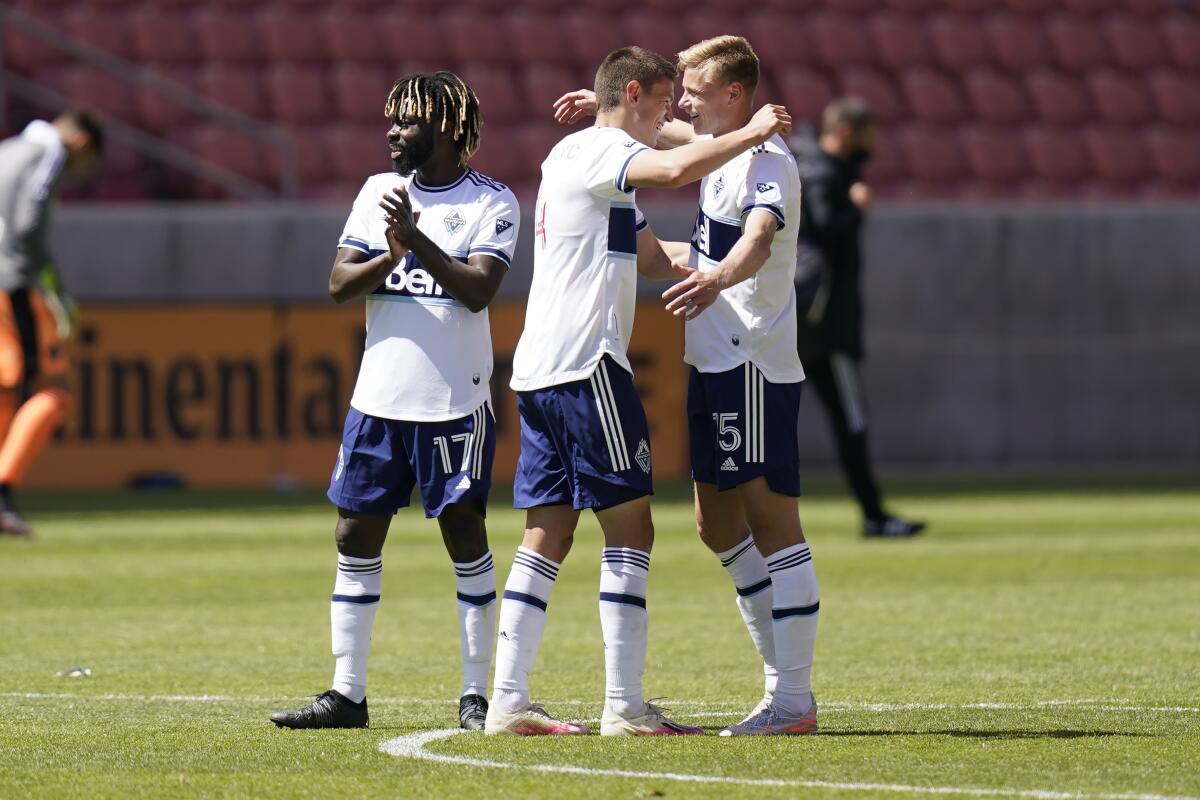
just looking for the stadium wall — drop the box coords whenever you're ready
[35,203,1200,489]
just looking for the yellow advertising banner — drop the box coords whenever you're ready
[27,302,688,490]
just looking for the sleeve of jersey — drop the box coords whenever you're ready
[738,155,788,231]
[337,179,375,254]
[585,135,651,198]
[467,190,520,267]
[635,204,648,233]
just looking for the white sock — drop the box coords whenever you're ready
[491,546,559,714]
[716,535,779,702]
[599,547,650,718]
[453,551,497,698]
[330,554,382,704]
[766,542,820,719]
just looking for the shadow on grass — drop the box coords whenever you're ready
[822,729,1152,739]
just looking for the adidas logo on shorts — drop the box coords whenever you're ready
[720,457,738,472]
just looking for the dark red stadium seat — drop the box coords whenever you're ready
[135,68,199,133]
[883,0,940,11]
[197,65,266,119]
[273,124,333,187]
[457,65,524,125]
[899,126,967,184]
[563,11,628,69]
[326,124,391,181]
[2,26,63,73]
[54,67,136,123]
[986,15,1053,71]
[192,7,261,64]
[330,64,392,123]
[1144,127,1200,188]
[129,6,199,67]
[264,65,332,124]
[1148,71,1200,125]
[515,123,564,175]
[63,5,133,60]
[747,12,815,68]
[1103,15,1165,72]
[319,8,384,64]
[1023,126,1092,182]
[445,10,517,64]
[964,69,1030,125]
[520,66,584,117]
[255,5,326,64]
[684,11,752,46]
[1001,0,1056,14]
[776,67,836,126]
[1161,15,1200,72]
[1024,70,1089,125]
[928,14,993,72]
[1047,15,1107,72]
[1121,0,1173,14]
[1063,0,1122,13]
[943,0,996,11]
[622,11,692,62]
[840,67,906,123]
[811,12,876,69]
[505,10,577,67]
[466,127,527,189]
[961,125,1030,183]
[375,11,452,65]
[902,68,966,124]
[191,124,271,185]
[1083,126,1150,186]
[1086,71,1153,124]
[870,14,934,70]
[859,133,908,186]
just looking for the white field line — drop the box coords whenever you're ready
[379,728,1197,800]
[2,693,1197,714]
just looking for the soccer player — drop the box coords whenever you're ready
[0,111,103,536]
[485,46,791,737]
[554,36,821,736]
[270,72,518,732]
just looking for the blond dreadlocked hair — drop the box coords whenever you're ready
[384,71,482,167]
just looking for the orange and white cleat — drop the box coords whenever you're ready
[600,702,704,736]
[719,695,818,737]
[484,701,590,736]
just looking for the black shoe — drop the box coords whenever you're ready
[270,690,368,729]
[0,509,31,537]
[863,516,927,538]
[458,693,488,731]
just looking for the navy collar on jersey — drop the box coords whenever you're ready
[412,169,470,192]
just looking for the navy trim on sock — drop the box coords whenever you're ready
[599,591,647,608]
[736,577,773,597]
[720,539,756,567]
[502,589,548,611]
[772,601,820,619]
[456,590,497,606]
[331,593,381,604]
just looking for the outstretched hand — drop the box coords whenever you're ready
[380,186,422,263]
[553,89,597,124]
[662,263,723,321]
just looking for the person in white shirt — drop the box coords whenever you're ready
[270,72,518,733]
[486,46,792,737]
[553,36,821,737]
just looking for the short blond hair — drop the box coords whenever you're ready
[677,35,759,92]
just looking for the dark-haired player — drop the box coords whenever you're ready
[270,72,518,732]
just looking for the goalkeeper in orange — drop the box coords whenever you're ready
[0,111,103,535]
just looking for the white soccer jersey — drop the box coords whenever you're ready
[684,133,805,383]
[510,126,650,392]
[339,169,519,421]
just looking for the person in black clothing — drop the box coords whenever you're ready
[794,97,925,538]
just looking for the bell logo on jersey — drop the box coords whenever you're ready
[373,252,456,304]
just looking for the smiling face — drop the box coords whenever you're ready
[627,77,676,147]
[678,65,741,137]
[387,113,435,176]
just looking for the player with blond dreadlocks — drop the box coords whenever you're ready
[270,71,519,732]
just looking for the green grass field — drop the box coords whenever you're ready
[2,476,1198,799]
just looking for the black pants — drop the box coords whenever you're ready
[803,351,885,521]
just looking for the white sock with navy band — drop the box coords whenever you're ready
[716,535,779,701]
[766,542,820,719]
[330,554,382,704]
[599,547,650,718]
[491,546,560,714]
[453,551,497,699]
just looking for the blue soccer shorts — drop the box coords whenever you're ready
[687,361,802,497]
[513,355,653,511]
[327,402,495,518]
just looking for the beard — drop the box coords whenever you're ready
[391,130,435,176]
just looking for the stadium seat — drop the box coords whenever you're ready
[964,69,1030,125]
[319,7,384,64]
[375,10,452,65]
[274,124,333,187]
[943,0,996,11]
[1148,71,1200,125]
[255,5,326,64]
[986,15,1053,71]
[563,10,628,68]
[330,64,392,123]
[1121,0,1173,14]
[882,0,940,11]
[129,5,199,67]
[870,14,934,70]
[1023,126,1092,182]
[444,10,517,64]
[684,11,752,46]
[504,10,576,67]
[264,65,332,124]
[135,67,199,133]
[746,11,815,67]
[1103,15,1166,72]
[192,7,262,64]
[191,124,272,185]
[621,11,693,62]
[811,12,877,69]
[1024,70,1089,125]
[961,125,1030,184]
[859,133,908,185]
[1063,0,1122,13]
[1144,126,1200,188]
[1001,0,1057,14]
[1047,15,1107,73]
[901,68,966,124]
[1083,126,1150,186]
[63,5,133,60]
[2,25,64,73]
[840,67,906,123]
[898,126,967,184]
[326,124,391,182]
[519,65,583,117]
[54,67,136,123]
[1086,71,1153,124]
[928,14,993,72]
[457,65,524,125]
[197,65,266,119]
[776,67,836,127]
[467,130,527,189]
[1161,15,1200,71]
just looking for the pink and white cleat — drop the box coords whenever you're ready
[719,695,818,736]
[484,701,590,736]
[600,702,704,736]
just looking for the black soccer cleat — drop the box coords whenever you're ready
[458,693,488,731]
[863,516,927,538]
[270,690,368,729]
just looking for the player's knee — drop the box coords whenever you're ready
[439,505,488,562]
[333,513,387,558]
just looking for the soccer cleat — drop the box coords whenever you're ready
[737,694,773,725]
[600,702,704,736]
[484,701,589,736]
[269,690,368,729]
[458,693,488,731]
[0,510,31,537]
[719,696,818,736]
[863,516,926,538]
